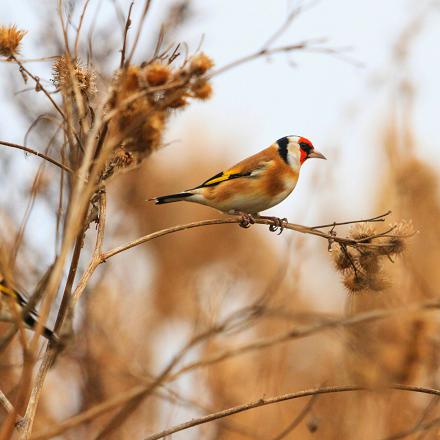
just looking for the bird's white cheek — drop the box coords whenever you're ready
[287,150,301,171]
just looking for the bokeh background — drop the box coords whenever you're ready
[0,1,440,439]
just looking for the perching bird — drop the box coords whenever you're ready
[151,135,326,232]
[0,275,56,342]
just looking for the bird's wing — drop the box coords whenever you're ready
[192,159,273,189]
[0,281,39,319]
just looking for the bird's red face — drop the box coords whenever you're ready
[297,136,326,165]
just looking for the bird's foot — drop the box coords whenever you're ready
[237,213,255,229]
[257,216,288,235]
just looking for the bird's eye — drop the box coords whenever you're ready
[299,142,313,155]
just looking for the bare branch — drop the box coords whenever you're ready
[143,385,440,440]
[100,212,398,261]
[0,389,14,414]
[0,140,73,173]
[120,2,134,68]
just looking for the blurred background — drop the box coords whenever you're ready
[0,0,440,439]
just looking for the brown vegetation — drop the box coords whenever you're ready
[0,2,437,440]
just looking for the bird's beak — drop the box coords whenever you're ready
[308,149,326,160]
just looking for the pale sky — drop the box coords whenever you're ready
[1,0,439,262]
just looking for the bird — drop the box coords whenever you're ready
[0,274,56,342]
[151,135,326,233]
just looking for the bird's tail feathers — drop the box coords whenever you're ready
[23,313,57,342]
[150,192,192,205]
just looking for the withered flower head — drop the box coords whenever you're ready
[343,270,369,292]
[333,246,356,271]
[189,53,214,75]
[52,56,96,97]
[144,63,171,86]
[169,96,188,108]
[378,220,414,256]
[0,25,26,57]
[350,223,376,241]
[191,79,213,100]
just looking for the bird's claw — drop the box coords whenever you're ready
[239,213,255,229]
[269,217,288,235]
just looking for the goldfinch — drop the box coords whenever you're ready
[152,135,326,231]
[0,275,55,342]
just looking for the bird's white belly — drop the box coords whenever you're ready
[221,186,294,214]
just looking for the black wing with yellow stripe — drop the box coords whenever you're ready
[193,169,252,189]
[0,280,55,341]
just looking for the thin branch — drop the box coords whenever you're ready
[100,213,397,261]
[120,2,134,68]
[126,0,153,65]
[262,0,319,49]
[271,393,318,440]
[310,210,391,230]
[74,0,92,58]
[0,140,73,173]
[31,300,440,440]
[209,38,329,78]
[0,389,14,414]
[382,416,440,440]
[11,56,66,121]
[144,385,440,440]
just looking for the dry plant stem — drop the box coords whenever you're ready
[310,210,391,229]
[31,300,440,440]
[0,389,14,414]
[11,56,66,121]
[143,386,440,440]
[166,301,440,383]
[262,0,316,49]
[94,321,235,439]
[120,2,134,68]
[383,416,440,440]
[209,39,327,78]
[271,393,319,440]
[125,0,153,65]
[19,91,114,439]
[74,0,92,58]
[101,214,395,261]
[19,191,107,439]
[0,140,73,173]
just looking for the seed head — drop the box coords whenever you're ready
[0,25,26,57]
[350,223,376,241]
[190,53,214,75]
[192,79,213,100]
[52,56,96,97]
[169,96,188,108]
[333,246,356,271]
[145,63,171,86]
[343,270,369,292]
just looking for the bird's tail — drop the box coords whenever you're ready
[150,192,192,205]
[0,281,58,343]
[23,313,57,342]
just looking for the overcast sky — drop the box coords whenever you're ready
[1,0,439,256]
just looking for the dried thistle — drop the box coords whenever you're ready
[343,270,369,292]
[144,63,171,86]
[0,25,26,57]
[377,221,414,256]
[334,220,413,293]
[350,222,376,241]
[52,56,96,97]
[191,79,213,100]
[333,246,357,271]
[104,51,214,174]
[168,96,188,108]
[190,52,214,75]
